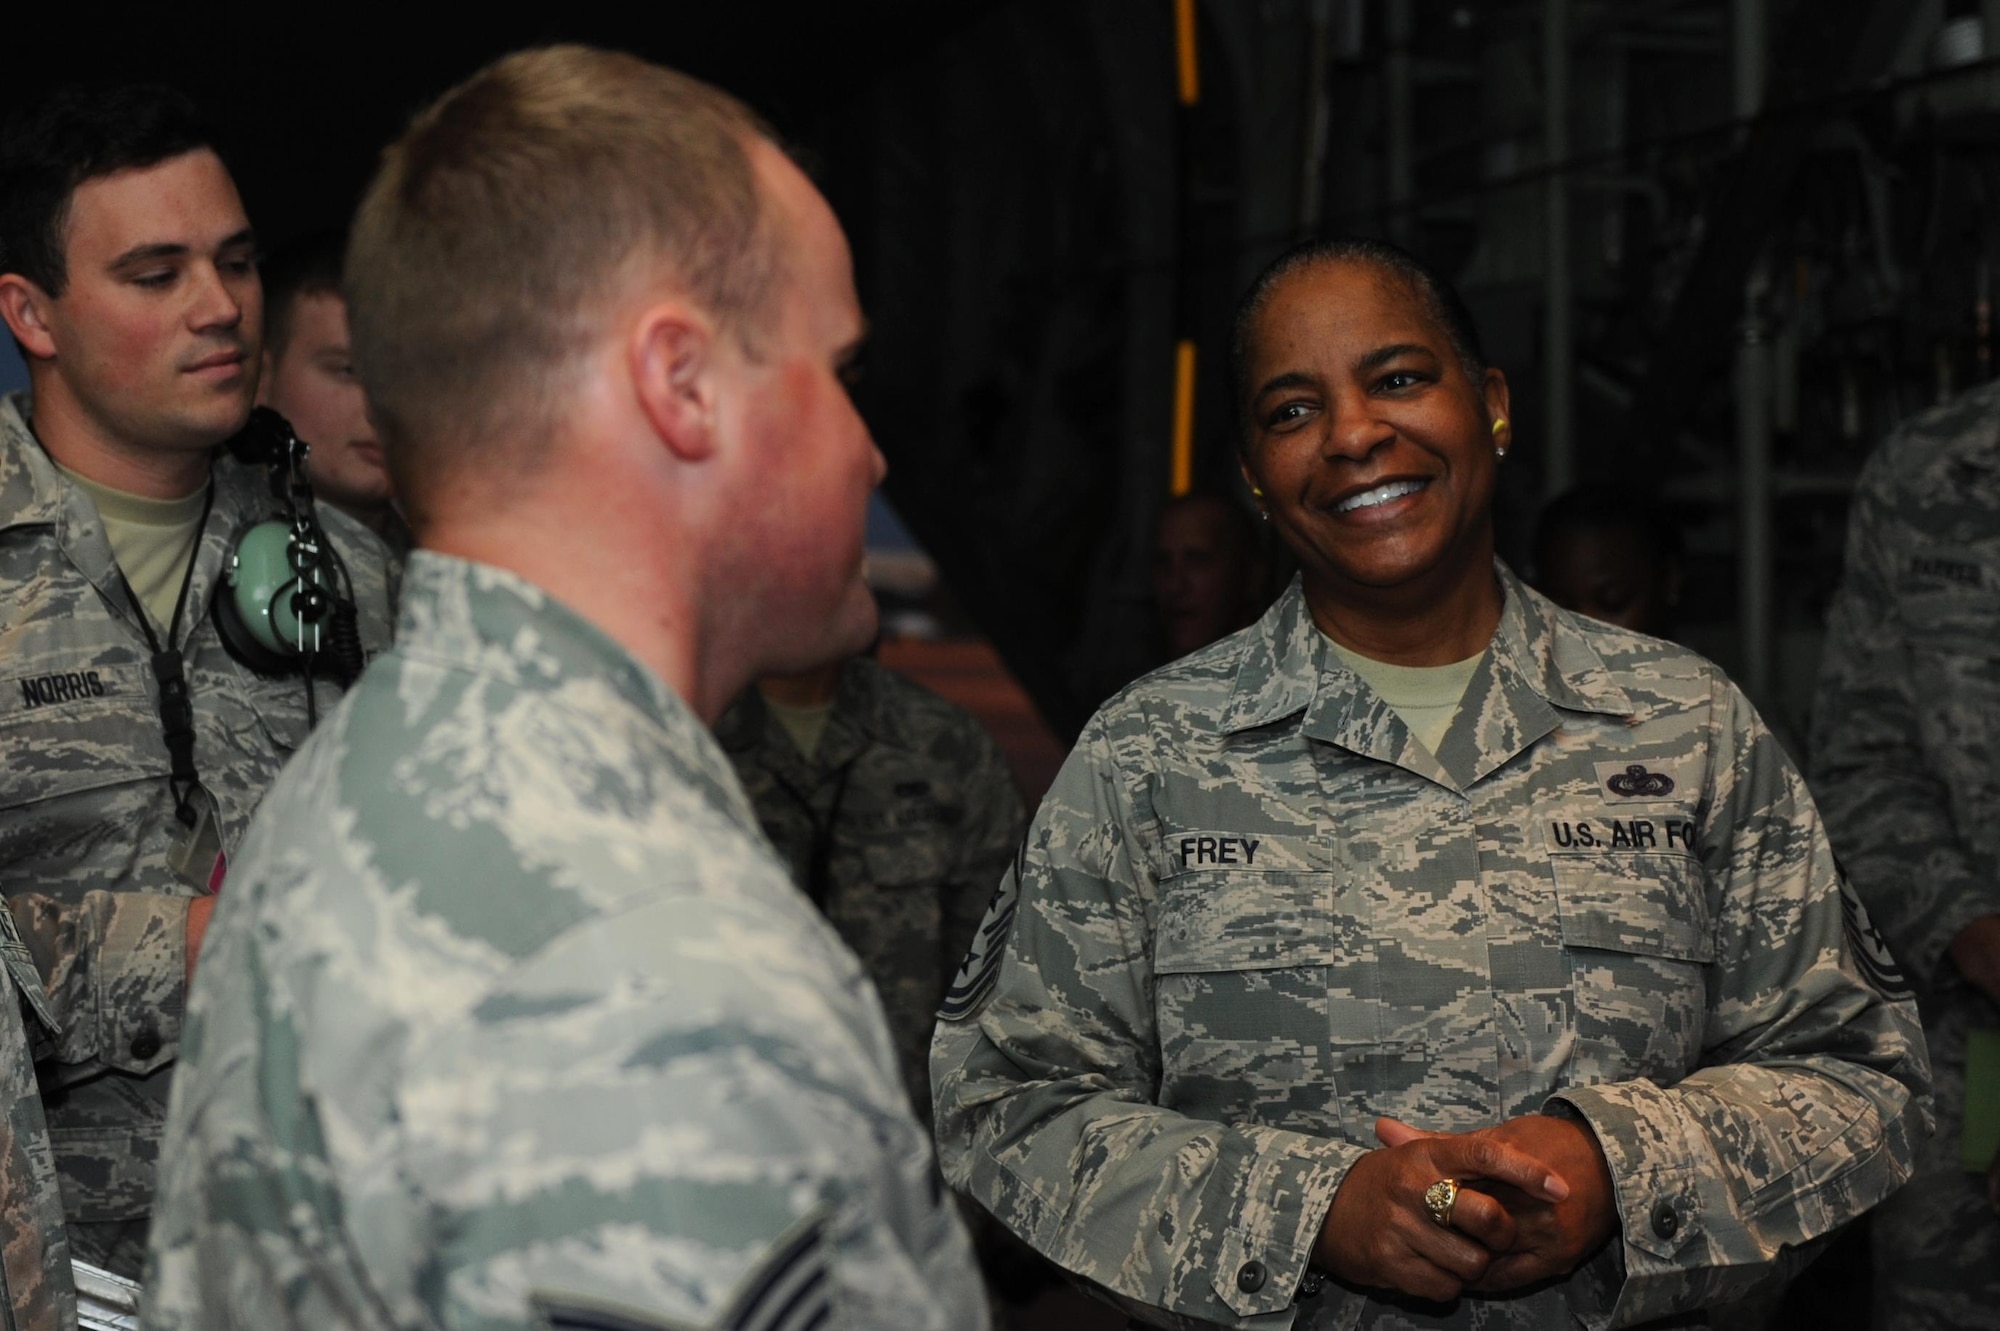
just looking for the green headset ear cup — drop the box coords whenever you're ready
[225,521,303,656]
[213,520,335,675]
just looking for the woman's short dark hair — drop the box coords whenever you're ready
[0,84,217,297]
[1227,236,1487,445]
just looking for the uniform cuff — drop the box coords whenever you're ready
[1197,1129,1359,1320]
[1546,1081,1705,1329]
[95,893,187,1074]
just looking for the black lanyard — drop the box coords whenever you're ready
[115,483,215,829]
[770,756,856,911]
[803,761,855,909]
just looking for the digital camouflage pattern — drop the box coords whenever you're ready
[142,553,986,1331]
[0,392,395,1278]
[715,657,1025,1114]
[1812,378,2000,1331]
[935,564,1929,1330]
[0,941,73,1331]
[0,894,223,1330]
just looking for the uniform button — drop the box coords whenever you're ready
[1651,1202,1679,1239]
[1236,1260,1267,1293]
[129,1029,162,1061]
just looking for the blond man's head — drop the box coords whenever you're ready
[346,46,779,520]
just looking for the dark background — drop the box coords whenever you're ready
[11,0,2000,756]
[3,5,1006,246]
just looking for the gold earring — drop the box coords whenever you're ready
[1250,486,1264,499]
[1491,418,1508,435]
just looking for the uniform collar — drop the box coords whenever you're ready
[395,550,762,834]
[715,657,880,782]
[0,392,269,647]
[0,393,79,533]
[1222,562,1635,793]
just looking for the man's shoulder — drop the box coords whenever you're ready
[316,500,392,564]
[1542,599,1721,697]
[1860,382,2000,512]
[246,647,798,961]
[0,395,64,535]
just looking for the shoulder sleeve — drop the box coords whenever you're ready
[7,890,185,1077]
[403,889,987,1331]
[931,714,1356,1326]
[1809,458,2000,988]
[1554,675,1930,1327]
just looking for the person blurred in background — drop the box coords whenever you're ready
[719,650,1046,1321]
[1812,381,2000,1331]
[1530,485,1683,640]
[717,649,1025,1118]
[258,231,410,558]
[1151,490,1268,661]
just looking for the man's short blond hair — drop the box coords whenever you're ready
[345,46,777,512]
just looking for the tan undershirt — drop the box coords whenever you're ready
[1330,639,1486,754]
[761,691,835,762]
[58,463,207,634]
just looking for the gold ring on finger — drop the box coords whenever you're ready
[1423,1178,1459,1228]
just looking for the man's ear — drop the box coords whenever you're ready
[0,274,58,360]
[631,302,722,463]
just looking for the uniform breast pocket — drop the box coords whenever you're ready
[858,831,951,892]
[238,673,311,755]
[1901,585,2000,658]
[1151,835,1340,1133]
[1552,850,1714,1087]
[0,674,164,871]
[1903,591,2000,753]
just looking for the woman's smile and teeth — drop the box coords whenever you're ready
[1327,476,1432,518]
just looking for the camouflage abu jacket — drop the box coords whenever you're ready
[0,821,240,1331]
[0,392,395,1267]
[1810,382,2000,1324]
[1812,382,2000,1015]
[715,657,1025,1116]
[0,958,71,1331]
[142,552,987,1331]
[934,564,1929,1330]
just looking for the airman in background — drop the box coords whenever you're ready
[1813,378,2000,1331]
[258,231,411,560]
[717,653,1025,1114]
[1151,491,1268,662]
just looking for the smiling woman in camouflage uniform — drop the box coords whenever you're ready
[932,237,1931,1329]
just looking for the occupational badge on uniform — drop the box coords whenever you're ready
[938,839,1025,1022]
[1835,866,1914,1001]
[1595,760,1691,803]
